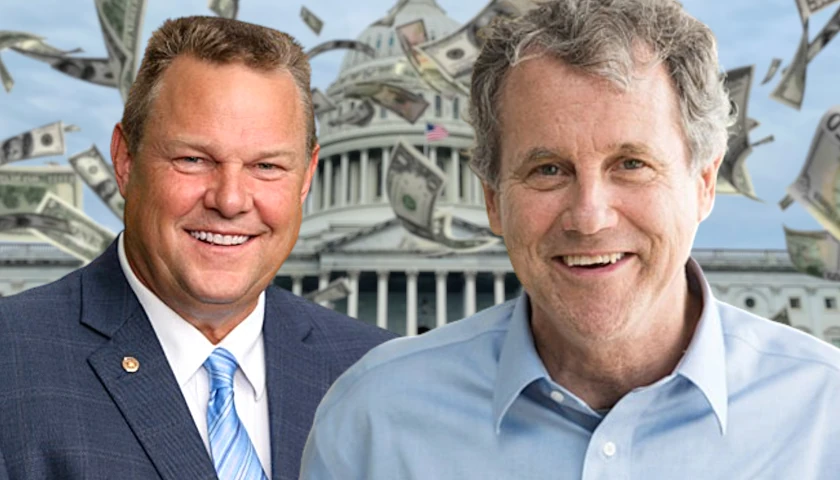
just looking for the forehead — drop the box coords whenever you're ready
[496,55,687,162]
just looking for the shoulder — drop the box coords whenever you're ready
[0,268,83,332]
[311,300,515,423]
[716,300,840,378]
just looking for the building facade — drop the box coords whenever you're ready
[2,0,840,348]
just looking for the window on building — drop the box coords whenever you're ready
[453,97,460,120]
[825,327,840,348]
[744,297,756,309]
[349,101,355,110]
[435,95,442,117]
[376,34,382,49]
[826,297,837,310]
[380,106,387,119]
[789,297,801,309]
[389,34,395,46]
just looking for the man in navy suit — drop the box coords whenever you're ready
[0,16,394,480]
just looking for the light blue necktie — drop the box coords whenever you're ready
[204,348,268,480]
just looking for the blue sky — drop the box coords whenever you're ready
[2,0,839,250]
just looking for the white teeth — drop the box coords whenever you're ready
[189,230,250,246]
[562,253,625,267]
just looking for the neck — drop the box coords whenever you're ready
[532,270,703,411]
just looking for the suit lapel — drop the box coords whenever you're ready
[81,242,218,480]
[263,289,329,480]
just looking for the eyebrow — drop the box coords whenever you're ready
[161,138,299,161]
[520,142,658,165]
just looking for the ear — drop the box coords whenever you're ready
[111,123,133,198]
[697,153,723,222]
[300,144,320,203]
[482,181,503,236]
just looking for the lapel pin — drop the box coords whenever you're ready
[122,356,140,373]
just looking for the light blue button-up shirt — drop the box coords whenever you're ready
[300,260,840,479]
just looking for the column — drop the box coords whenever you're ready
[359,149,369,204]
[447,149,459,203]
[493,271,505,305]
[349,161,360,205]
[339,152,349,207]
[347,270,360,319]
[435,270,448,328]
[310,166,321,212]
[463,270,476,317]
[376,270,389,330]
[380,147,390,203]
[322,157,333,208]
[461,160,472,205]
[406,269,418,337]
[292,275,303,296]
[318,271,330,307]
[472,175,482,205]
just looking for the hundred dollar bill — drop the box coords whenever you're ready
[752,134,775,148]
[10,38,82,57]
[395,20,468,98]
[64,124,81,133]
[13,48,116,88]
[718,66,758,199]
[209,0,239,19]
[0,56,11,93]
[795,0,840,23]
[69,145,124,220]
[784,226,840,281]
[301,6,324,35]
[808,5,840,61]
[0,213,70,234]
[307,40,375,60]
[328,100,375,127]
[344,81,429,124]
[0,165,83,242]
[0,122,67,166]
[785,105,840,238]
[304,277,352,303]
[94,0,147,102]
[312,88,336,116]
[761,58,782,85]
[418,0,527,80]
[770,20,809,110]
[32,192,115,264]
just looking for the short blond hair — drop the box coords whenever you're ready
[122,16,316,157]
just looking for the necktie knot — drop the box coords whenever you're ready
[204,348,238,392]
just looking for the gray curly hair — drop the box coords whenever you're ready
[468,0,732,188]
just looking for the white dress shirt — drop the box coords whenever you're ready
[117,234,271,477]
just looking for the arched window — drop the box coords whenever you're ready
[453,97,460,120]
[435,95,442,117]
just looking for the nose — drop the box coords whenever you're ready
[559,174,618,235]
[204,164,252,218]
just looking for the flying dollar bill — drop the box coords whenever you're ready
[307,40,375,60]
[751,134,775,147]
[770,307,791,325]
[13,47,116,88]
[344,81,429,124]
[770,20,809,110]
[784,226,840,281]
[68,145,125,221]
[808,5,840,61]
[209,0,239,19]
[795,0,840,23]
[418,0,529,81]
[761,58,783,85]
[746,118,760,131]
[312,88,337,116]
[0,31,43,51]
[32,192,116,264]
[395,19,468,98]
[0,56,11,93]
[387,140,498,253]
[304,277,352,303]
[0,122,68,166]
[784,105,840,238]
[718,66,759,199]
[328,99,376,127]
[0,213,70,234]
[301,6,324,35]
[371,0,410,27]
[0,165,83,242]
[94,0,147,102]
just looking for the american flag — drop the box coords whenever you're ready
[425,122,450,142]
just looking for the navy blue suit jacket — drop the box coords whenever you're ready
[0,242,395,479]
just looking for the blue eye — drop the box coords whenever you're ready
[622,159,645,169]
[537,164,559,175]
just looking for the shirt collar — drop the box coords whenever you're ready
[117,233,267,400]
[491,257,728,435]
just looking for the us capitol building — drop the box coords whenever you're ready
[3,0,840,347]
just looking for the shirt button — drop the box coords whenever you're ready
[603,441,617,457]
[550,390,565,403]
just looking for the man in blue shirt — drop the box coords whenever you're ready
[300,0,840,478]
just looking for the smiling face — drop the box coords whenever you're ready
[484,54,719,341]
[112,55,318,324]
